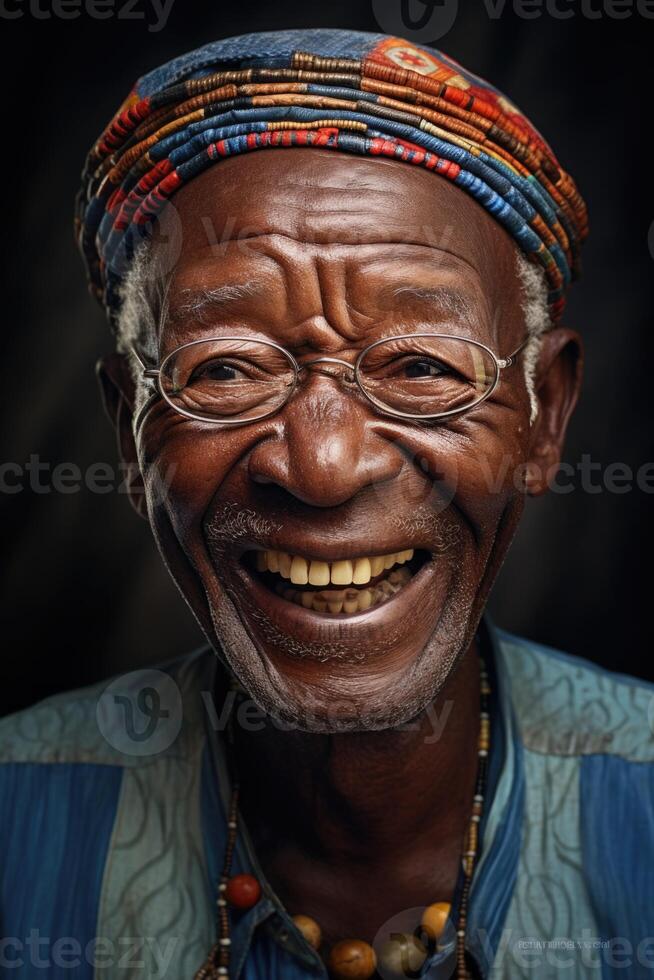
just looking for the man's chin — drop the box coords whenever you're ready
[201,560,476,734]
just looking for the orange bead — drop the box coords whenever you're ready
[421,901,451,941]
[224,873,261,910]
[327,939,377,979]
[292,914,322,950]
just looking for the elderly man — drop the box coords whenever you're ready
[1,27,653,980]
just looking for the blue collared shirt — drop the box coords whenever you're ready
[1,624,653,978]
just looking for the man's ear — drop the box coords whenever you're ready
[525,327,583,496]
[96,352,148,519]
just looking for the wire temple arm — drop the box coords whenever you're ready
[131,345,159,378]
[497,334,531,369]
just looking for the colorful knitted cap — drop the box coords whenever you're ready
[76,28,588,327]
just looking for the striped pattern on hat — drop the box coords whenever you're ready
[76,29,588,326]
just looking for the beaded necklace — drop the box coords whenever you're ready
[195,659,490,980]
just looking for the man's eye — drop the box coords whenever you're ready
[190,360,243,383]
[403,358,449,379]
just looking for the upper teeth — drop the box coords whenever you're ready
[254,549,414,586]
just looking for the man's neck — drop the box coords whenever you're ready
[231,640,481,866]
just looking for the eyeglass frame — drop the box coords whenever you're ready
[131,332,531,427]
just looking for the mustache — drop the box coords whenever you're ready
[204,502,283,548]
[203,500,463,556]
[386,507,462,551]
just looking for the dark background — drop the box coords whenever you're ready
[1,0,652,716]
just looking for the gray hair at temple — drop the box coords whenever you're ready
[117,244,549,425]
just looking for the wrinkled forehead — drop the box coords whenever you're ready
[150,150,521,344]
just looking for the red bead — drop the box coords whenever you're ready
[225,874,261,910]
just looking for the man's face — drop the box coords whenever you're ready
[117,149,570,731]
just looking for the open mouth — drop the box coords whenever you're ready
[243,548,429,615]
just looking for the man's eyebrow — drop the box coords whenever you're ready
[166,280,268,323]
[389,285,478,323]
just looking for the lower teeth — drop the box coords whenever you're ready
[274,566,412,614]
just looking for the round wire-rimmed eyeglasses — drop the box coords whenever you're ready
[131,333,530,427]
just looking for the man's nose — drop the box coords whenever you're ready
[247,383,403,507]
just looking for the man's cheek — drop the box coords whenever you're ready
[458,425,527,500]
[139,443,217,542]
[139,424,229,508]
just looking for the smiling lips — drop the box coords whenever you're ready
[249,548,418,615]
